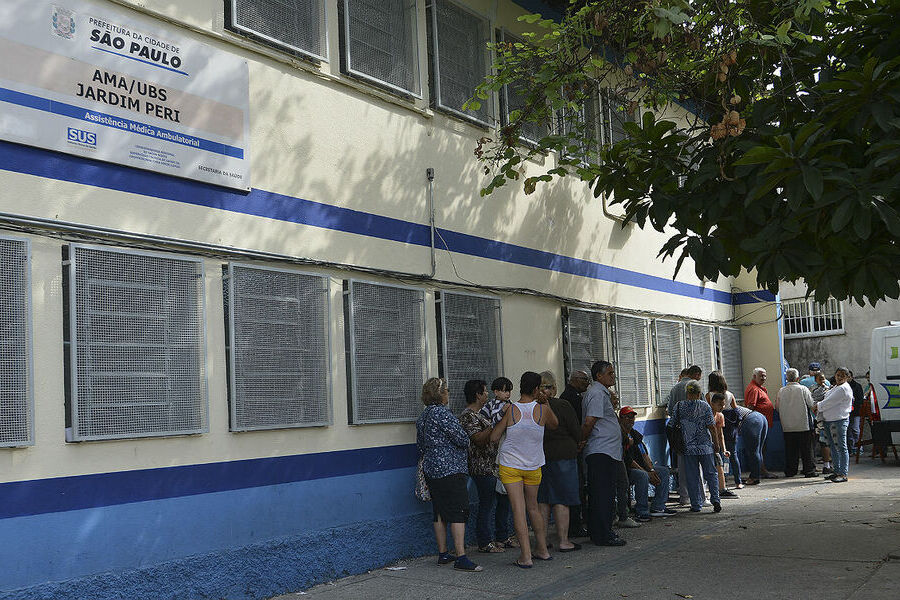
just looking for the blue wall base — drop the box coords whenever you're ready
[1,511,436,600]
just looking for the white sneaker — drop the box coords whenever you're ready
[615,517,641,528]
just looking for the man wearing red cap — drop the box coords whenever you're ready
[619,407,677,521]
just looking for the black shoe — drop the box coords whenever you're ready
[713,502,722,513]
[804,471,818,478]
[596,536,627,547]
[719,489,739,499]
[569,528,590,539]
[822,467,833,475]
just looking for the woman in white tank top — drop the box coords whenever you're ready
[491,371,559,568]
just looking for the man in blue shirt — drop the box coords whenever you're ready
[581,360,626,547]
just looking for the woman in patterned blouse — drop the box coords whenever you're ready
[459,379,506,553]
[416,378,483,572]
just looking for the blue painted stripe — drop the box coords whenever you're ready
[0,87,243,158]
[733,290,776,304]
[436,228,733,304]
[0,443,417,520]
[0,140,738,303]
[90,45,190,76]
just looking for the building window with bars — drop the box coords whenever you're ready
[427,0,493,126]
[436,292,502,413]
[782,297,845,338]
[0,237,33,447]
[718,326,744,400]
[614,314,652,407]
[653,319,685,404]
[64,245,208,441]
[224,264,331,431]
[689,323,717,381]
[341,0,421,97]
[499,31,548,145]
[600,88,637,146]
[564,308,608,379]
[345,280,427,424]
[227,0,327,61]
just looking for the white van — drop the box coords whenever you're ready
[869,325,900,446]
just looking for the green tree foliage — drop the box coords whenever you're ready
[471,0,900,304]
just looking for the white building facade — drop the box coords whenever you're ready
[0,1,781,598]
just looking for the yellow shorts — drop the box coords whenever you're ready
[499,464,542,486]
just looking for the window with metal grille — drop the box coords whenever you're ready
[228,0,327,61]
[437,292,502,412]
[614,314,652,407]
[689,323,717,384]
[564,308,608,379]
[718,326,744,400]
[0,237,32,447]
[346,280,426,424]
[653,319,685,405]
[342,0,421,96]
[782,297,844,338]
[427,0,492,126]
[225,264,330,431]
[600,88,636,146]
[500,31,548,145]
[555,85,601,163]
[65,245,208,441]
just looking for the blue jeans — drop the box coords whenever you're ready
[741,412,768,480]
[495,489,511,541]
[725,437,742,486]
[847,416,861,453]
[824,418,850,477]
[629,464,670,517]
[683,454,719,510]
[471,474,496,546]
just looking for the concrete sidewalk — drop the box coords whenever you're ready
[273,460,900,600]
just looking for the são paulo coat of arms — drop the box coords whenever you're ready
[52,5,76,39]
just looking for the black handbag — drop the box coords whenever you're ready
[666,403,687,456]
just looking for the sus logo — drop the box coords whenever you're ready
[52,6,76,40]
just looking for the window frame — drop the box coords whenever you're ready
[688,322,717,382]
[341,0,424,99]
[227,0,329,63]
[345,278,428,425]
[499,29,548,146]
[436,290,503,413]
[66,243,210,442]
[225,262,333,432]
[782,297,845,339]
[563,307,610,381]
[427,0,494,127]
[0,235,34,448]
[612,313,653,408]
[652,319,686,407]
[718,326,744,401]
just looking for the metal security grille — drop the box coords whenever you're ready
[653,319,685,405]
[783,297,844,338]
[226,264,330,430]
[348,280,426,423]
[0,237,32,447]
[68,245,208,441]
[344,0,420,96]
[718,327,744,400]
[689,323,717,384]
[500,31,547,144]
[600,88,637,146]
[429,0,492,125]
[614,314,652,407]
[565,308,608,378]
[230,0,327,60]
[439,292,502,412]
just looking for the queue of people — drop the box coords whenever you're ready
[415,358,858,572]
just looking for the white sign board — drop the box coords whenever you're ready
[0,0,250,189]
